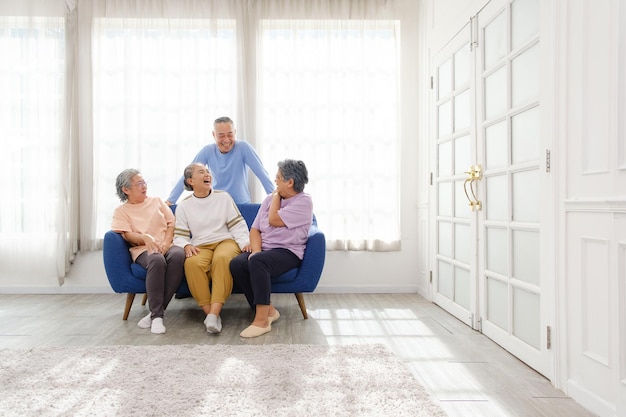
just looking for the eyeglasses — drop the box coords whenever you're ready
[132,181,147,188]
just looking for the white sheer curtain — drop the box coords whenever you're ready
[87,0,401,251]
[257,17,401,251]
[89,1,239,245]
[0,7,76,284]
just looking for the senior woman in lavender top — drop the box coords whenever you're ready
[230,159,313,338]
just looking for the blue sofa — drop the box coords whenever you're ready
[103,203,326,320]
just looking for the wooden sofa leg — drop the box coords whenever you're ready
[141,293,147,306]
[294,293,308,319]
[123,293,136,320]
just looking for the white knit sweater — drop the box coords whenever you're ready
[173,190,250,249]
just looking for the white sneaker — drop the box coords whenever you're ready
[204,314,222,334]
[138,312,152,329]
[151,317,166,334]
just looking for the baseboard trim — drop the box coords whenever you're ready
[566,378,616,417]
[0,284,420,295]
[0,286,114,294]
[314,285,419,294]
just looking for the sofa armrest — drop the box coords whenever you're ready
[103,230,137,293]
[293,227,326,292]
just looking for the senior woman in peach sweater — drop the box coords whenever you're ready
[111,168,185,334]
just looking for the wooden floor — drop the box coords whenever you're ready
[0,292,595,417]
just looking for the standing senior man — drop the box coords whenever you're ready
[166,116,274,205]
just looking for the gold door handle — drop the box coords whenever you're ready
[463,164,482,211]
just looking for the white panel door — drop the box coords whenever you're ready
[431,22,476,328]
[476,0,551,377]
[431,0,552,378]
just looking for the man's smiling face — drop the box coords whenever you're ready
[212,122,236,154]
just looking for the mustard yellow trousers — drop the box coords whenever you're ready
[184,239,241,307]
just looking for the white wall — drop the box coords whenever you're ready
[559,1,626,416]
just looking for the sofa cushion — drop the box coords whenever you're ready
[272,268,297,284]
[130,263,147,279]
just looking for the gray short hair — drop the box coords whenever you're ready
[278,159,308,193]
[183,163,210,191]
[115,168,140,202]
[214,116,234,129]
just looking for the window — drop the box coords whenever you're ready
[92,18,237,238]
[0,16,68,279]
[258,19,401,250]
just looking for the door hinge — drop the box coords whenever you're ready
[547,326,552,349]
[546,149,551,173]
[429,270,433,283]
[430,76,434,90]
[429,172,433,185]
[470,15,478,51]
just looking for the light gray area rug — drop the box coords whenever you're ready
[0,344,446,417]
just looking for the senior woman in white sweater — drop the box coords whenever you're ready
[173,163,250,334]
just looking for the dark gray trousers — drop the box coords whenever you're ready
[135,246,185,319]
